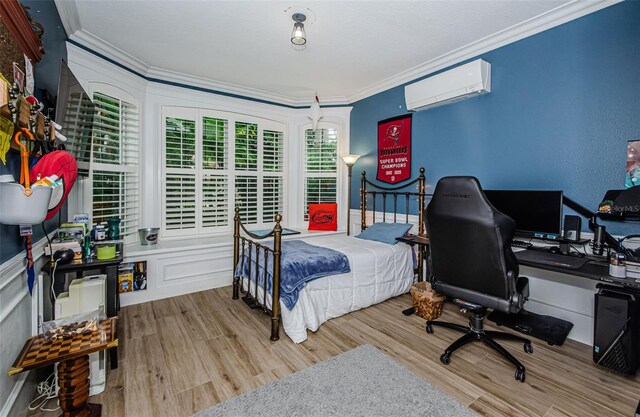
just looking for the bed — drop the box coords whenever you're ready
[232,168,429,342]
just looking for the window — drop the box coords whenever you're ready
[87,90,140,240]
[303,127,338,221]
[61,91,94,177]
[162,108,285,237]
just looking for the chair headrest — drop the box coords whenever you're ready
[429,176,494,219]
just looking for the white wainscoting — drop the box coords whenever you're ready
[0,238,48,417]
[118,230,343,307]
[119,205,602,346]
[119,245,233,306]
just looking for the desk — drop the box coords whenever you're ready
[42,256,122,369]
[515,249,640,290]
[8,317,118,417]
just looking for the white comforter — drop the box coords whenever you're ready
[242,235,414,343]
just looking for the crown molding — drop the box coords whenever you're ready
[347,0,621,103]
[66,29,350,107]
[145,65,349,107]
[69,29,149,76]
[53,0,80,37]
[55,0,619,107]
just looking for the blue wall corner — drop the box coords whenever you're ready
[1,1,67,264]
[349,1,640,235]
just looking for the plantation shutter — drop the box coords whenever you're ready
[235,121,258,171]
[263,176,283,222]
[162,109,286,235]
[202,174,228,228]
[201,116,229,228]
[262,129,283,222]
[165,117,196,169]
[165,174,196,230]
[62,92,94,177]
[202,117,227,170]
[91,92,139,239]
[164,117,197,232]
[235,176,258,224]
[263,130,283,172]
[304,128,338,219]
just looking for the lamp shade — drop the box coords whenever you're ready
[341,154,361,167]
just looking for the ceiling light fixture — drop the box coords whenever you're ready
[291,13,307,47]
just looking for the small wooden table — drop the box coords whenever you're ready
[8,317,118,417]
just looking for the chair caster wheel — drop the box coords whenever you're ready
[426,324,434,334]
[440,353,451,365]
[515,369,526,382]
[524,343,533,354]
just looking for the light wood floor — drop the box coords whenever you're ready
[29,286,639,417]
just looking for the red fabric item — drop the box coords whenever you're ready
[308,203,338,231]
[29,150,78,220]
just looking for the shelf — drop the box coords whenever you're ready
[596,212,640,222]
[517,235,591,245]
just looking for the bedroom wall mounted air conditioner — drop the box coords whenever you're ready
[404,59,491,112]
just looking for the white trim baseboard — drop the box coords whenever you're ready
[0,372,29,417]
[0,236,49,417]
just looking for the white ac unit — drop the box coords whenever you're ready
[405,59,491,112]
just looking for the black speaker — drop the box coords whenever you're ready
[593,287,639,375]
[563,215,581,241]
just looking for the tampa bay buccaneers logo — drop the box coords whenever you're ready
[385,125,402,145]
[311,210,335,225]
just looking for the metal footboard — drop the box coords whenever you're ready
[232,207,283,341]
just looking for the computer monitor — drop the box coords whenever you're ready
[483,190,563,239]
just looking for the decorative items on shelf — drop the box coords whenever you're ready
[0,127,52,225]
[0,72,78,226]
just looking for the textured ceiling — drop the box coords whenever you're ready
[55,0,593,104]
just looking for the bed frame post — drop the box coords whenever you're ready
[418,167,426,236]
[232,207,240,300]
[270,214,283,341]
[360,171,367,232]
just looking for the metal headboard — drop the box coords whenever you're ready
[360,167,430,236]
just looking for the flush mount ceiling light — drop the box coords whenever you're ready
[291,13,306,47]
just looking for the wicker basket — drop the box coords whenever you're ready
[410,281,445,320]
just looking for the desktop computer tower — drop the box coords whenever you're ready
[593,287,639,375]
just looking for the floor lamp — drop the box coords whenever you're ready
[341,154,361,236]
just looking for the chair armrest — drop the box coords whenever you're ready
[508,272,529,312]
[516,276,529,301]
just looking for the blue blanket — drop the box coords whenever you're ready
[235,240,351,310]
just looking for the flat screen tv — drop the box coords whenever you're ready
[483,190,563,239]
[55,60,94,176]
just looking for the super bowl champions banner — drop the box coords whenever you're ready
[377,114,412,184]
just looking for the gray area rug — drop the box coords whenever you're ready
[193,344,476,417]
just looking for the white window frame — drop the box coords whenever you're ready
[300,121,346,228]
[160,106,287,238]
[71,83,141,243]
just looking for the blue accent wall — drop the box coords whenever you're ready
[350,1,640,236]
[0,1,67,264]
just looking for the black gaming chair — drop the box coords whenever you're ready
[425,176,533,382]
